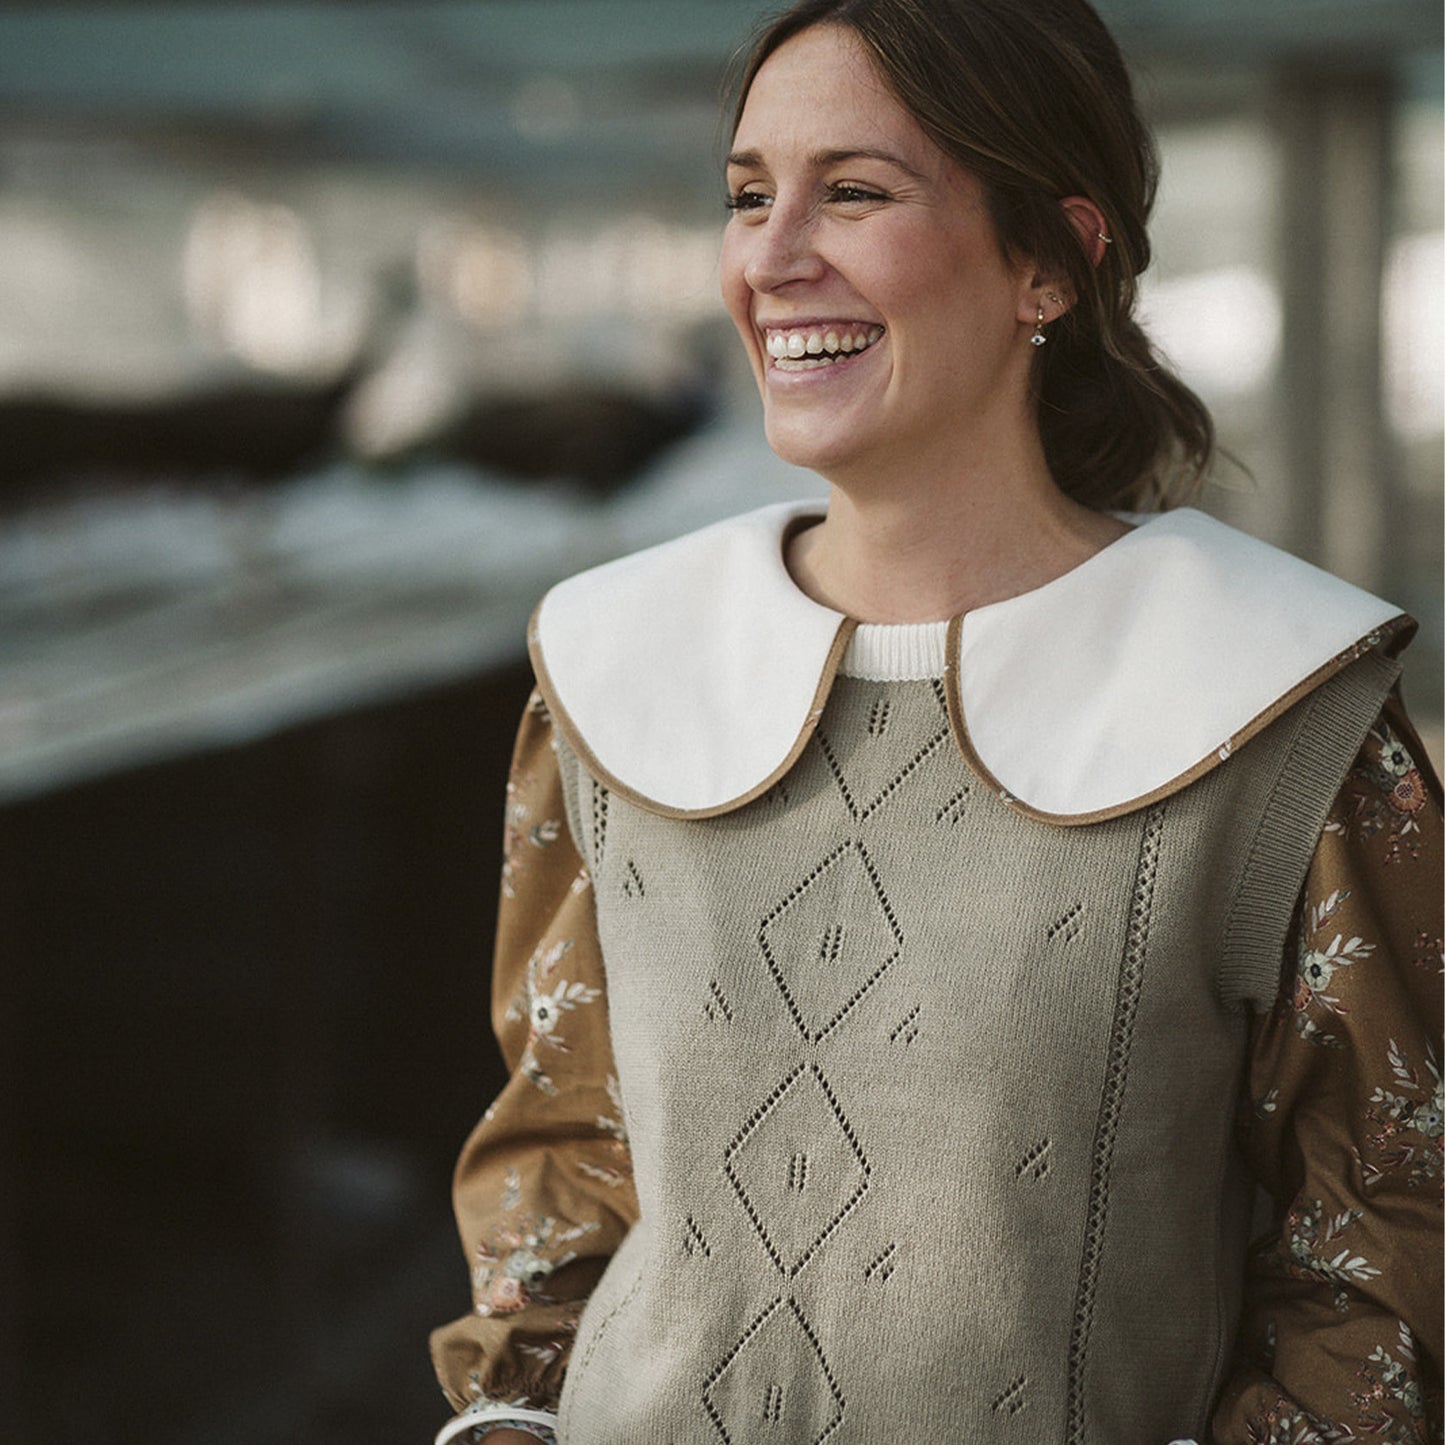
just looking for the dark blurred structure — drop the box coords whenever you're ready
[0,377,708,497]
[1,379,357,487]
[0,3,1439,1443]
[9,664,533,1444]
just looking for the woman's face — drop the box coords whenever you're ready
[721,24,1039,481]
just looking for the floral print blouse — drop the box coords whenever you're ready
[430,689,1443,1444]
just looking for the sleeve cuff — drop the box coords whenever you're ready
[435,1401,560,1444]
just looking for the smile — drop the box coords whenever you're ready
[763,325,884,371]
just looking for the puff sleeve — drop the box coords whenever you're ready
[430,693,638,1435]
[1213,694,1443,1443]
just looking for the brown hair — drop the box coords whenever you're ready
[731,0,1213,511]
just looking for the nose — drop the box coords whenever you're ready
[743,207,826,293]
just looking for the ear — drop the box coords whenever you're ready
[1060,195,1111,268]
[1017,195,1112,328]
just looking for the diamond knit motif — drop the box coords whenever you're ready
[814,681,951,824]
[712,684,940,1438]
[757,840,903,1043]
[724,1063,870,1278]
[702,1295,845,1445]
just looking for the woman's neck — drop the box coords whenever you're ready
[786,458,1130,624]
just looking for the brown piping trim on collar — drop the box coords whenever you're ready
[942,613,1415,828]
[529,600,858,821]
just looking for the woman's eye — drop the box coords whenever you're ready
[828,184,887,204]
[724,182,885,214]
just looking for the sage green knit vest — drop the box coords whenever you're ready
[552,653,1397,1444]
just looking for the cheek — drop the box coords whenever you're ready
[718,228,754,338]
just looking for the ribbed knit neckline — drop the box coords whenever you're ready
[840,619,949,681]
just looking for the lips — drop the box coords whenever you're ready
[763,324,884,370]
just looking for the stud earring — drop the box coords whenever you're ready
[1030,305,1047,347]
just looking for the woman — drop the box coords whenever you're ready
[431,1,1442,1440]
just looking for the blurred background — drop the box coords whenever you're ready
[2,2,1439,1441]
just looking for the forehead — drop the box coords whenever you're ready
[733,24,939,171]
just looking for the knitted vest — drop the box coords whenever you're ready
[549,652,1397,1445]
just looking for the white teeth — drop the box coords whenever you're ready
[763,324,884,368]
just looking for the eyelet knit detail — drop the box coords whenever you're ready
[840,620,949,681]
[1065,800,1166,1441]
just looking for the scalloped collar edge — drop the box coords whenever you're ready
[529,502,1409,822]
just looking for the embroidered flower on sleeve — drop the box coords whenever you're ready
[1410,930,1443,975]
[469,1172,599,1318]
[1325,721,1431,864]
[502,787,565,899]
[470,1172,601,1317]
[501,696,567,898]
[1361,1039,1444,1190]
[1250,1087,1280,1122]
[1378,736,1414,778]
[1242,1399,1353,1444]
[576,1073,633,1190]
[503,937,603,1095]
[1278,1198,1381,1309]
[1386,770,1429,817]
[530,977,598,1038]
[1348,1326,1429,1441]
[1289,889,1376,1044]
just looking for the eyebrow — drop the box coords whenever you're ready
[726,146,930,184]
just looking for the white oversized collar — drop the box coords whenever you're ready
[529,501,1408,823]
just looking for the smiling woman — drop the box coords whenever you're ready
[429,2,1442,1442]
[722,27,1044,507]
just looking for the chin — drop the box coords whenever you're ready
[763,415,864,478]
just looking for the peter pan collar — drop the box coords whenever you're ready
[529,501,1408,823]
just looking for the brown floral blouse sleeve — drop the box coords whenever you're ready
[430,692,638,1416]
[1213,692,1444,1445]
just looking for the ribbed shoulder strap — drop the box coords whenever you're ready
[1218,649,1402,1010]
[553,727,598,876]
